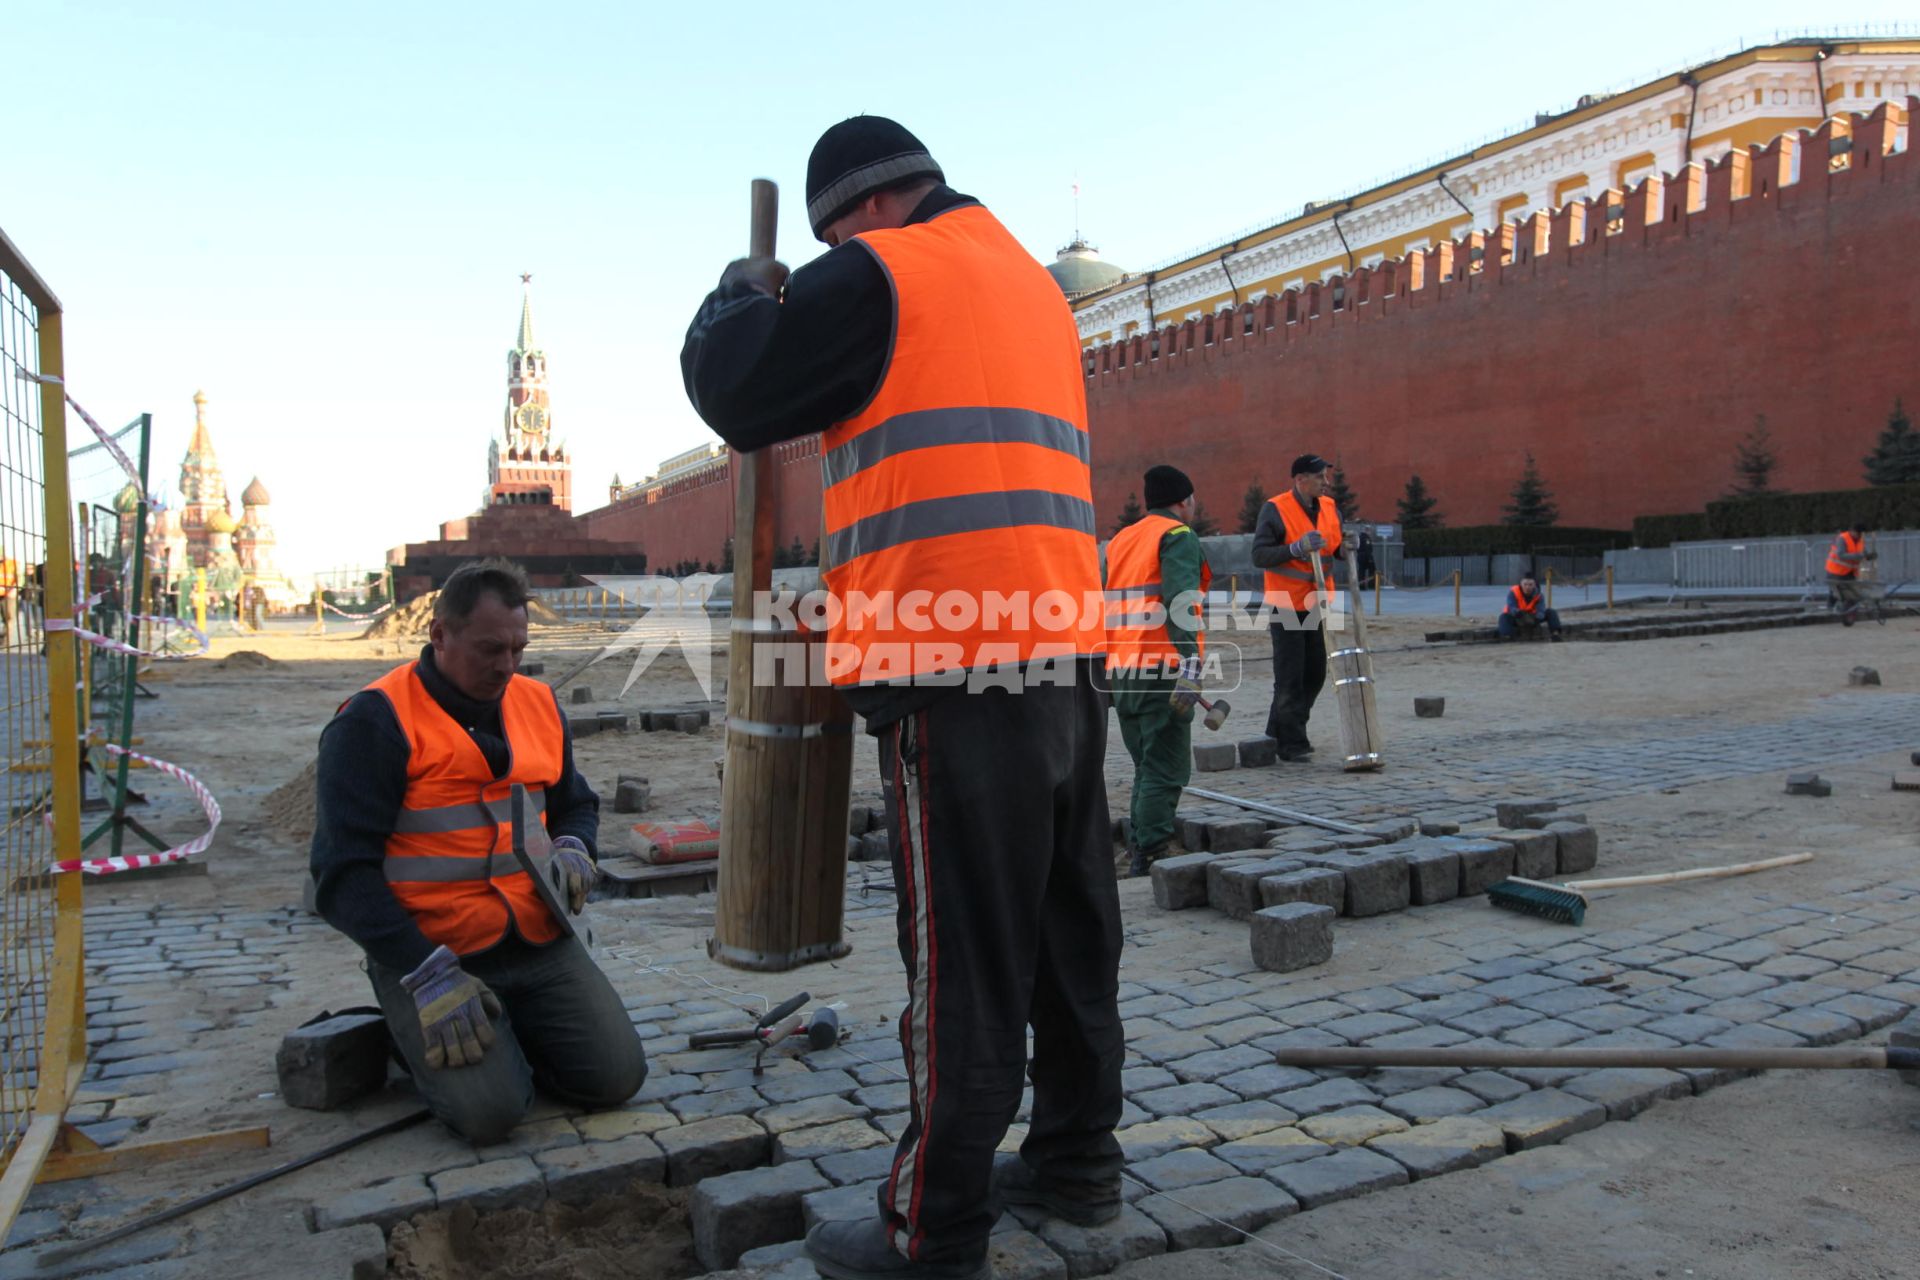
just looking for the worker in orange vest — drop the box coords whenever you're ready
[1251,455,1345,761]
[683,116,1120,1280]
[1497,575,1564,641]
[0,548,17,648]
[310,559,646,1143]
[1105,465,1211,877]
[1825,523,1876,624]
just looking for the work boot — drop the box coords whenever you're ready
[993,1154,1121,1226]
[805,1218,989,1280]
[1128,843,1167,878]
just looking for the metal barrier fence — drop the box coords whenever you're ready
[1662,533,1920,592]
[0,229,87,1238]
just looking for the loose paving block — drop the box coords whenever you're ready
[536,1133,667,1201]
[1418,818,1461,836]
[1213,859,1302,921]
[614,779,652,813]
[1378,1086,1486,1124]
[1403,846,1461,905]
[656,1115,771,1186]
[1889,1010,1920,1086]
[1413,697,1445,718]
[1259,868,1345,914]
[1193,1099,1300,1143]
[1137,1176,1299,1249]
[1329,833,1385,851]
[311,1174,435,1232]
[1205,817,1269,854]
[1032,1204,1167,1280]
[1271,1077,1378,1118]
[1450,840,1515,895]
[1367,818,1419,842]
[857,831,891,862]
[757,1095,868,1136]
[1129,1146,1239,1191]
[1363,1116,1505,1180]
[1785,772,1833,797]
[1893,771,1920,792]
[1297,1105,1408,1148]
[674,712,704,733]
[1237,737,1280,768]
[567,716,602,738]
[1495,798,1559,828]
[1115,1117,1215,1163]
[598,712,631,732]
[519,661,546,676]
[1133,1082,1237,1118]
[802,1179,882,1230]
[691,1160,831,1270]
[1251,903,1335,973]
[1546,822,1600,875]
[570,685,595,704]
[1489,830,1558,880]
[1267,1147,1408,1208]
[1849,665,1882,686]
[275,1013,390,1111]
[430,1156,544,1212]
[1178,813,1211,851]
[1193,742,1236,772]
[1561,1068,1691,1120]
[1150,853,1217,910]
[1342,851,1410,918]
[1475,1088,1607,1152]
[988,1229,1070,1280]
[1516,809,1589,830]
[1213,1127,1331,1175]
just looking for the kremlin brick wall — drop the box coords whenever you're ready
[575,102,1916,569]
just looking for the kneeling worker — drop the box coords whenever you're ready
[1105,465,1210,876]
[311,559,646,1143]
[1826,523,1876,623]
[1498,575,1563,641]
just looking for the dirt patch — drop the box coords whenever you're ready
[387,1182,697,1280]
[264,759,318,847]
[218,649,285,671]
[363,591,564,640]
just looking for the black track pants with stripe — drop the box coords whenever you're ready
[874,670,1125,1266]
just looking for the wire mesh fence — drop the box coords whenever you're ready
[0,229,87,1237]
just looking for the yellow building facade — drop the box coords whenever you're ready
[1073,37,1920,343]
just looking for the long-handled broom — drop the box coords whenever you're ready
[1486,851,1814,925]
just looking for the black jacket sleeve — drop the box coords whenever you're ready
[543,687,600,855]
[680,244,893,451]
[310,692,437,975]
[1250,501,1291,569]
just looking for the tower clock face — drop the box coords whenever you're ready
[517,403,547,436]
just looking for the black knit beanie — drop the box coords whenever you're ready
[806,116,944,239]
[1143,465,1194,510]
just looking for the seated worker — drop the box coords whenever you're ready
[311,558,646,1143]
[1497,575,1564,641]
[1825,523,1876,624]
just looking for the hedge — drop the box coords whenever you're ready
[1633,483,1920,547]
[1403,525,1632,556]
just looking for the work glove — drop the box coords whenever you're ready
[400,945,502,1071]
[551,836,597,915]
[719,255,790,298]
[1169,654,1204,719]
[1865,550,1879,561]
[1287,531,1327,558]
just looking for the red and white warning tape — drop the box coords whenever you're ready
[323,598,394,619]
[13,370,161,511]
[48,744,222,875]
[43,614,209,659]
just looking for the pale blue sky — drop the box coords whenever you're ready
[8,2,1913,574]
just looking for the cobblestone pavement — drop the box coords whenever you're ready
[4,689,1917,1278]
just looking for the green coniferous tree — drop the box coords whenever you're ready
[1395,473,1443,530]
[1326,458,1360,523]
[1237,481,1267,534]
[1113,492,1145,533]
[1502,453,1559,527]
[1727,415,1781,499]
[1186,498,1219,538]
[1863,398,1920,486]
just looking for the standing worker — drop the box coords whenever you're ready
[310,559,646,1144]
[1826,522,1876,624]
[1105,465,1209,876]
[682,116,1121,1280]
[1251,455,1344,761]
[0,546,17,648]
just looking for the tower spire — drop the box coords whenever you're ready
[516,274,536,352]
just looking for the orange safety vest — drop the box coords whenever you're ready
[1825,531,1864,578]
[1506,585,1544,616]
[819,203,1103,686]
[1103,513,1212,677]
[358,663,565,954]
[0,559,16,597]
[1261,491,1343,611]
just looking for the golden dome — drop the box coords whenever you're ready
[206,507,238,534]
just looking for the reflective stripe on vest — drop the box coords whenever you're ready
[1103,514,1211,674]
[1826,531,1864,578]
[820,203,1104,685]
[1507,586,1542,615]
[359,663,567,954]
[1261,492,1343,610]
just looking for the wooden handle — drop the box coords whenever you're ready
[1273,1044,1896,1072]
[1567,852,1812,891]
[750,178,778,258]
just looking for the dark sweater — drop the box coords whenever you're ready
[310,647,600,974]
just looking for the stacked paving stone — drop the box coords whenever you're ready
[1150,800,1603,973]
[1425,603,1913,646]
